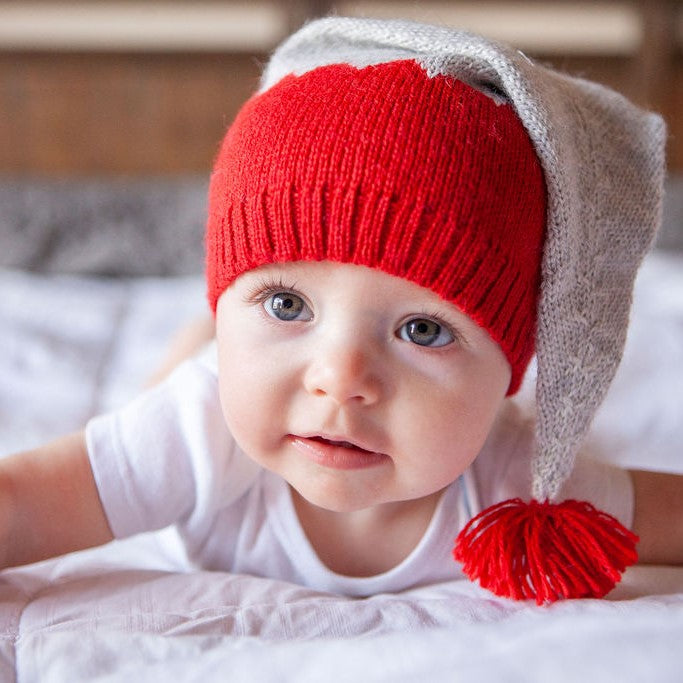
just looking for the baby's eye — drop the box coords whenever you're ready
[263,292,312,322]
[398,318,454,347]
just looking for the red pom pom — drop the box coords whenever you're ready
[453,498,639,605]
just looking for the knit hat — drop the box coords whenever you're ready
[207,60,546,394]
[205,17,666,603]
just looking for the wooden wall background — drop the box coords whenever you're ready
[0,0,681,176]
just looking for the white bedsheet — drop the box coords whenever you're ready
[1,252,683,682]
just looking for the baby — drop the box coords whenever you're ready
[2,17,682,605]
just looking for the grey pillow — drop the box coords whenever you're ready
[0,176,207,276]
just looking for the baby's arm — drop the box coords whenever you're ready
[631,470,683,565]
[0,431,113,569]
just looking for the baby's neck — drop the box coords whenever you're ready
[290,487,443,577]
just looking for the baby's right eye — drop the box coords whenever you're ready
[263,292,313,322]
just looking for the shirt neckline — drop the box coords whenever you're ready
[263,471,467,596]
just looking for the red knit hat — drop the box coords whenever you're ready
[206,59,546,394]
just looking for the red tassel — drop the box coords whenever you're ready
[453,498,639,605]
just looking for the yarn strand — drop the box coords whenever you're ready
[453,498,639,604]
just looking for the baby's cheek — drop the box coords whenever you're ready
[218,372,279,458]
[219,391,261,460]
[412,389,499,471]
[217,371,249,432]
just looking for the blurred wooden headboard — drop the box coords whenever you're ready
[1,0,681,175]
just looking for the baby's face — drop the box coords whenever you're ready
[215,261,511,513]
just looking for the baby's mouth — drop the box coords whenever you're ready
[289,434,388,470]
[309,436,370,452]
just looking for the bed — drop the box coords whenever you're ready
[1,177,682,682]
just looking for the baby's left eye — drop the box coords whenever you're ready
[263,291,313,322]
[398,318,454,347]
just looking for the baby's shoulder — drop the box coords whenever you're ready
[193,340,219,376]
[470,400,535,506]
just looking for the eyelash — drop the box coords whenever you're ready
[242,278,463,346]
[243,277,304,306]
[243,278,315,325]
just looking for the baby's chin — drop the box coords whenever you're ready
[287,477,446,519]
[287,481,376,514]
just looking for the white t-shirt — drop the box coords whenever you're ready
[85,345,633,597]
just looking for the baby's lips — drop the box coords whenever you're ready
[295,431,385,457]
[309,435,370,453]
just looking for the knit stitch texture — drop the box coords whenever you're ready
[206,59,546,393]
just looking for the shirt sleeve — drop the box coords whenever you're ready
[85,349,260,539]
[472,401,635,529]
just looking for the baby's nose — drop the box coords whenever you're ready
[303,339,381,406]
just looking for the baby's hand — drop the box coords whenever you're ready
[632,470,683,565]
[0,432,113,569]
